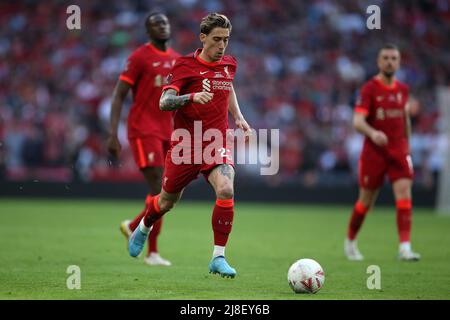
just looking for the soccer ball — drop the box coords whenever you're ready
[287,258,325,294]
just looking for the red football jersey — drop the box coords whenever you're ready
[355,77,409,152]
[163,48,237,146]
[119,43,180,140]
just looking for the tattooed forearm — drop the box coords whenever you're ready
[219,164,234,180]
[159,89,191,111]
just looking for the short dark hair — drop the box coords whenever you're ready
[145,11,165,30]
[200,13,232,35]
[379,43,399,53]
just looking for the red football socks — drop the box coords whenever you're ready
[347,200,369,240]
[143,194,163,228]
[212,199,234,246]
[129,194,153,231]
[396,199,412,243]
[129,195,164,254]
[148,218,162,254]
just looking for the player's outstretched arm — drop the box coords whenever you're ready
[228,85,251,133]
[353,112,388,146]
[107,80,131,158]
[159,89,214,111]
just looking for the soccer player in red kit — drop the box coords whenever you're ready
[345,44,420,261]
[128,13,251,278]
[107,13,180,266]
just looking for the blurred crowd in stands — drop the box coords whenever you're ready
[0,0,448,187]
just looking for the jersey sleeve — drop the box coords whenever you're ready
[224,55,238,77]
[225,55,237,67]
[119,51,143,86]
[354,84,372,117]
[162,59,191,94]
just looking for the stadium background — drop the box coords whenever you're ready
[1,0,448,205]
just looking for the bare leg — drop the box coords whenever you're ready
[128,187,183,258]
[392,178,419,260]
[357,187,380,209]
[207,164,237,278]
[345,187,380,260]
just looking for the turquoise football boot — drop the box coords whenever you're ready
[208,256,236,278]
[128,226,150,258]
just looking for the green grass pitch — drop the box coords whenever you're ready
[0,198,449,300]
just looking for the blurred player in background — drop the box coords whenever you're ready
[128,13,251,278]
[107,12,179,266]
[345,44,420,262]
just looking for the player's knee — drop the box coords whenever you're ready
[358,190,377,208]
[159,198,176,213]
[396,190,410,201]
[394,186,411,199]
[215,184,234,200]
[358,199,372,209]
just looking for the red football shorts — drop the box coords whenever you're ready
[358,145,414,189]
[161,147,234,194]
[129,136,171,169]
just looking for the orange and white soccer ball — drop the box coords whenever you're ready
[287,258,325,294]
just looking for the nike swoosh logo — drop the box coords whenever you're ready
[153,62,161,67]
[200,71,208,75]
